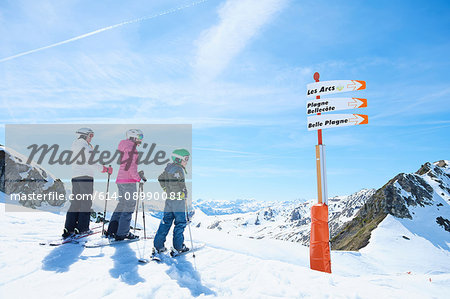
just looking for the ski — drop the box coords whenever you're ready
[138,243,206,264]
[84,237,140,248]
[170,243,205,257]
[39,227,102,246]
[138,254,161,264]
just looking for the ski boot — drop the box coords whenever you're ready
[62,228,73,239]
[170,244,189,257]
[115,232,139,241]
[77,229,94,236]
[154,247,167,254]
[150,247,166,262]
[103,230,115,239]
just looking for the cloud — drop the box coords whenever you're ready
[194,0,288,81]
[0,0,210,63]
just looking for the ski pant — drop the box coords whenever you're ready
[64,176,94,233]
[154,199,187,251]
[107,183,137,237]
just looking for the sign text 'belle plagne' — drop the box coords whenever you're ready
[307,114,368,131]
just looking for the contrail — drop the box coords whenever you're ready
[0,0,209,63]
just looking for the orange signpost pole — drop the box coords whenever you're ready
[310,72,332,273]
[306,73,367,273]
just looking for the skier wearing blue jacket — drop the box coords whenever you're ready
[153,149,191,254]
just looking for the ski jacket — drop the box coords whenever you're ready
[116,139,141,183]
[71,138,103,178]
[158,163,187,198]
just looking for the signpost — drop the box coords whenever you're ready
[308,73,368,274]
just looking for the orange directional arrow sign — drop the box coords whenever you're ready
[307,80,366,98]
[306,98,367,115]
[307,114,368,131]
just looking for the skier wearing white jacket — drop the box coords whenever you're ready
[62,128,113,238]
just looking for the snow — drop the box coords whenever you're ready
[397,192,450,250]
[394,181,413,199]
[0,191,5,203]
[361,215,450,273]
[433,160,450,175]
[19,169,31,180]
[0,201,449,298]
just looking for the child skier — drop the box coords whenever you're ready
[63,128,113,238]
[153,149,191,255]
[105,129,145,241]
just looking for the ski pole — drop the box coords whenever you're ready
[135,171,147,236]
[101,165,111,236]
[140,182,146,239]
[185,198,196,259]
[133,183,141,235]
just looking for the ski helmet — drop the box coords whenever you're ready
[76,127,94,139]
[171,149,190,164]
[126,129,144,142]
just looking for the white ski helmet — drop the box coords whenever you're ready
[126,129,144,142]
[76,127,94,139]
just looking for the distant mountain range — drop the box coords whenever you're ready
[192,160,450,251]
[191,189,376,246]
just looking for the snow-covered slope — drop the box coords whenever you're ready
[0,201,449,298]
[191,189,376,246]
[332,160,450,251]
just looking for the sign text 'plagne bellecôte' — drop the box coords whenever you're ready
[306,98,367,115]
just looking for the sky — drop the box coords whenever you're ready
[1,0,449,202]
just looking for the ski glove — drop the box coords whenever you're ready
[138,170,147,182]
[102,166,113,174]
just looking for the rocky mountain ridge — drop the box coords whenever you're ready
[331,160,450,250]
[0,145,66,208]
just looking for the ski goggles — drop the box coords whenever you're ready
[173,154,190,162]
[137,134,144,140]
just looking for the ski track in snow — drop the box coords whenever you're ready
[0,201,449,298]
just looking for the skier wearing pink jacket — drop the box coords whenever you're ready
[115,138,141,183]
[106,129,145,241]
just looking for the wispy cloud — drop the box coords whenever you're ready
[0,0,210,63]
[194,0,288,81]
